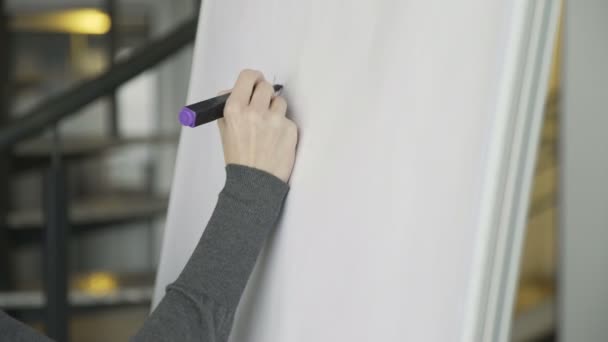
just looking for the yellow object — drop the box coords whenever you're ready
[11,8,111,35]
[75,272,119,295]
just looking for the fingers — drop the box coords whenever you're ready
[250,80,274,110]
[270,95,287,116]
[225,69,263,114]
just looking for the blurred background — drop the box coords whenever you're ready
[0,1,606,342]
[0,0,196,340]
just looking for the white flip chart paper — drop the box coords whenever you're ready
[154,1,559,341]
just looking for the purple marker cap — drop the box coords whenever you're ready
[179,107,196,127]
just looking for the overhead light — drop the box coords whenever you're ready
[11,8,111,35]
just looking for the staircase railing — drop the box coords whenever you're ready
[0,17,197,148]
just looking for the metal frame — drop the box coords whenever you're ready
[0,0,13,292]
[43,127,69,341]
[105,0,120,137]
[463,1,561,341]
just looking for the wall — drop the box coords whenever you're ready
[560,1,608,341]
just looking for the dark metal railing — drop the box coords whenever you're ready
[0,17,197,148]
[0,0,13,293]
[104,0,119,137]
[43,127,69,341]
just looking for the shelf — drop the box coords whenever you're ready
[0,287,153,311]
[7,193,168,243]
[12,134,178,171]
[0,272,155,311]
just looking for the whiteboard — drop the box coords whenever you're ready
[153,1,559,341]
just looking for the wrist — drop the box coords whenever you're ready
[223,164,289,208]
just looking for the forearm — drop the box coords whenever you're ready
[133,164,289,342]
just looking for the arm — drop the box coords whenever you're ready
[132,164,288,342]
[133,69,298,342]
[0,70,295,342]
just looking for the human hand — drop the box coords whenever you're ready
[218,69,298,183]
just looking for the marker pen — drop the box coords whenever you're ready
[179,84,283,128]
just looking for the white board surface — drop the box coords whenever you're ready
[154,1,559,341]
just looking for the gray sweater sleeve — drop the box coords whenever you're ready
[0,165,288,342]
[0,311,53,342]
[132,164,289,342]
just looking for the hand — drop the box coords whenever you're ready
[218,69,298,183]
